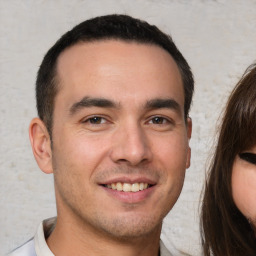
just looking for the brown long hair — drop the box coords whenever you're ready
[201,64,256,256]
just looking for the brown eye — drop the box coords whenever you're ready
[89,117,103,124]
[150,117,167,124]
[239,153,256,165]
[83,116,107,125]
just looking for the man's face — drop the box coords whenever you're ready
[51,40,191,239]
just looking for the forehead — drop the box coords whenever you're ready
[55,40,184,109]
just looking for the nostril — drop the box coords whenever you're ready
[109,129,152,165]
[116,159,130,164]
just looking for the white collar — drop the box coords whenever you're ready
[34,218,55,256]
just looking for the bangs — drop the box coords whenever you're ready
[228,64,256,152]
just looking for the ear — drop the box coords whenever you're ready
[185,117,192,169]
[29,118,53,174]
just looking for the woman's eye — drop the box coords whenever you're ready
[239,152,256,165]
[149,116,168,124]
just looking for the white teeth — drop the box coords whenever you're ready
[131,183,139,192]
[116,182,122,191]
[106,182,150,192]
[123,183,131,192]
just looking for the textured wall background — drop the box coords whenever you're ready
[1,0,256,255]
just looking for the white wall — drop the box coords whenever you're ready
[1,0,256,255]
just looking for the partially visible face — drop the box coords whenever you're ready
[232,145,256,229]
[51,40,191,239]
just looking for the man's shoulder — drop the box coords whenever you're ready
[160,240,190,256]
[6,217,56,256]
[160,240,174,256]
[7,239,36,256]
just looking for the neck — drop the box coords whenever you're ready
[46,215,162,256]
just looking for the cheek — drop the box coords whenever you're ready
[155,134,189,168]
[59,132,110,168]
[153,135,188,191]
[232,168,256,219]
[51,133,109,199]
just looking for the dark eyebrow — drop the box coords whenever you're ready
[145,98,181,113]
[239,152,256,165]
[69,97,118,115]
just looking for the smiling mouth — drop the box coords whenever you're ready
[103,182,153,192]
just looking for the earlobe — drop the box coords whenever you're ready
[186,117,192,169]
[29,118,53,174]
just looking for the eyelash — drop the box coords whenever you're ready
[82,116,108,125]
[81,115,173,127]
[147,116,172,125]
[239,153,256,165]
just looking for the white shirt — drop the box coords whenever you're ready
[8,218,175,256]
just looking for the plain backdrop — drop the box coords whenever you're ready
[1,0,256,255]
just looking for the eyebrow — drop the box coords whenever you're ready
[239,152,256,165]
[69,96,118,115]
[145,98,181,113]
[69,96,182,115]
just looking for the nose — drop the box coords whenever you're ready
[109,123,152,166]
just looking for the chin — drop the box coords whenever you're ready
[95,214,162,240]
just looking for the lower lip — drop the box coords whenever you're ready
[101,185,155,204]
